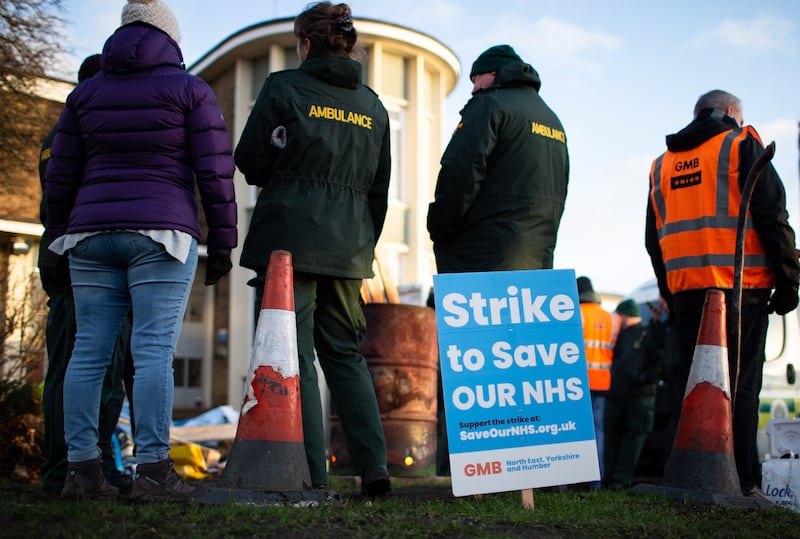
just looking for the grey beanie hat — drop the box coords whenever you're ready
[121,0,181,43]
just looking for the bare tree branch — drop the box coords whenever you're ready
[0,0,66,173]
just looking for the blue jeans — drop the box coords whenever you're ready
[63,232,197,465]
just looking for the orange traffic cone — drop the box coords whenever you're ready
[660,289,741,495]
[630,289,769,506]
[222,250,311,491]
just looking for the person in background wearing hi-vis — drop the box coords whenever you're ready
[234,2,391,497]
[577,275,620,488]
[427,44,569,476]
[603,299,663,490]
[645,89,800,498]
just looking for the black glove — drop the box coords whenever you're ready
[768,287,799,315]
[204,254,232,286]
[40,256,71,297]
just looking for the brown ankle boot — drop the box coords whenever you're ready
[61,458,120,499]
[131,459,194,502]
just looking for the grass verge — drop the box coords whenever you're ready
[3,476,800,538]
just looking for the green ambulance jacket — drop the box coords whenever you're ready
[427,61,570,274]
[235,55,390,279]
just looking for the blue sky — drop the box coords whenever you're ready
[59,0,800,296]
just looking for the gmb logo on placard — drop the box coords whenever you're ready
[464,461,502,477]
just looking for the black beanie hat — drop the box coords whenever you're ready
[470,44,522,78]
[576,276,600,304]
[78,54,102,83]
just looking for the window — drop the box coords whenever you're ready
[387,107,405,204]
[184,288,205,323]
[251,56,270,102]
[381,52,407,100]
[173,356,202,388]
[283,47,300,70]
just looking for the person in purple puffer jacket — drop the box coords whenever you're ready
[45,0,237,501]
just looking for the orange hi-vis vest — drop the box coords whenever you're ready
[580,302,620,392]
[649,126,774,293]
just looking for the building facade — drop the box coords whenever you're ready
[0,18,459,413]
[0,78,72,383]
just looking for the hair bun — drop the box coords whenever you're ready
[336,13,353,31]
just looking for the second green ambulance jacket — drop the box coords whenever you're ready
[427,60,569,273]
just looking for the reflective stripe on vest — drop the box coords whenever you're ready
[649,127,773,292]
[581,304,619,392]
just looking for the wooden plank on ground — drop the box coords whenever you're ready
[169,423,237,444]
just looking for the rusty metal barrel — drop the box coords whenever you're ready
[328,303,439,477]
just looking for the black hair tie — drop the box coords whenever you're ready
[336,14,353,31]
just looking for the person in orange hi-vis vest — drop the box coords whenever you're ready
[577,275,620,488]
[645,89,800,499]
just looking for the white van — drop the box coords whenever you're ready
[627,278,800,464]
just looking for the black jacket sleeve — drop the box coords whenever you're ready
[234,77,277,187]
[427,96,498,243]
[645,189,673,309]
[739,129,800,290]
[368,124,391,241]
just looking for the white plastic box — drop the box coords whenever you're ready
[767,418,800,458]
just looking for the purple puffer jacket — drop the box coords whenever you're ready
[45,23,237,255]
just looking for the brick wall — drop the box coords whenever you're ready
[0,98,62,223]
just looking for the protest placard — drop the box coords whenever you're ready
[433,269,600,496]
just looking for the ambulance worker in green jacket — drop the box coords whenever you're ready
[234,1,391,497]
[426,44,570,475]
[428,44,569,273]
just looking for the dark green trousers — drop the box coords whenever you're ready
[40,287,132,492]
[254,273,387,485]
[603,394,655,487]
[436,368,450,476]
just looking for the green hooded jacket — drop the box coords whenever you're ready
[235,56,390,279]
[427,60,569,273]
